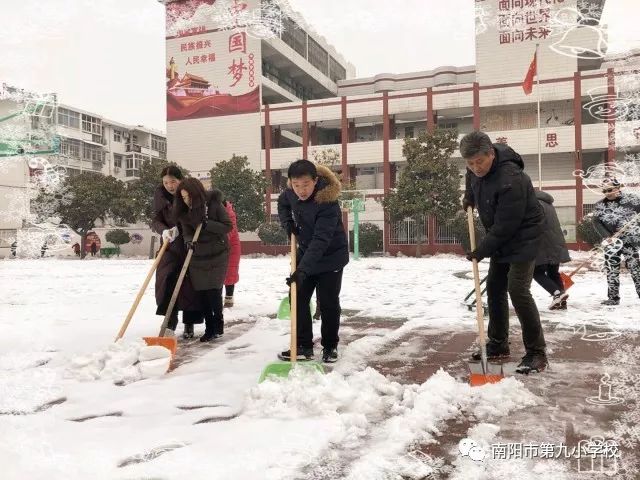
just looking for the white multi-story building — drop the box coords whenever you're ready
[0,84,166,254]
[161,0,640,254]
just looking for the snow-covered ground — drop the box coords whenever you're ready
[1,254,638,479]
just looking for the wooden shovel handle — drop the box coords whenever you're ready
[290,233,298,364]
[115,238,170,341]
[467,207,488,373]
[158,223,204,337]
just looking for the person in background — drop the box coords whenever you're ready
[533,190,571,310]
[152,165,203,339]
[90,242,97,257]
[592,178,640,306]
[175,178,232,342]
[11,240,17,257]
[72,242,80,257]
[222,198,241,307]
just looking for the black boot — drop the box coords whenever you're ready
[471,342,510,361]
[182,323,194,339]
[515,352,548,374]
[277,347,314,361]
[601,298,620,306]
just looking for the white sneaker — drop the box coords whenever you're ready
[549,292,569,310]
[224,296,234,308]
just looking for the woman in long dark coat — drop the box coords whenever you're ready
[174,178,232,342]
[152,166,202,339]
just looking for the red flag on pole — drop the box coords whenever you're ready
[522,52,537,95]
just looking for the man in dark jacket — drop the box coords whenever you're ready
[592,178,640,305]
[534,191,571,310]
[461,131,547,374]
[277,159,349,363]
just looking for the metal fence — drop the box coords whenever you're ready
[583,204,596,215]
[435,221,461,245]
[389,216,429,245]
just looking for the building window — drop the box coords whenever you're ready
[57,108,80,129]
[82,143,103,162]
[438,121,458,130]
[151,135,166,153]
[59,138,81,158]
[113,130,122,142]
[329,56,346,83]
[281,16,306,58]
[405,126,414,138]
[113,154,123,168]
[81,114,102,135]
[308,36,328,75]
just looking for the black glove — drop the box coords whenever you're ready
[462,198,475,211]
[186,240,197,250]
[465,250,480,262]
[201,217,208,230]
[286,270,306,287]
[284,221,299,238]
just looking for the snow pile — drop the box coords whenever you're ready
[66,340,171,384]
[347,371,539,480]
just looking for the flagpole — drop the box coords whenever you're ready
[536,43,542,190]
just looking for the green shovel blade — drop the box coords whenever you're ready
[258,361,325,383]
[276,297,315,320]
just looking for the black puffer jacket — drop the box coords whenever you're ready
[179,189,232,291]
[463,144,545,263]
[278,164,349,276]
[535,191,571,265]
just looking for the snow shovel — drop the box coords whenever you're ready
[560,212,640,290]
[143,223,204,359]
[466,207,504,387]
[259,233,324,383]
[115,238,170,342]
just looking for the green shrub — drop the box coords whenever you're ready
[105,229,130,247]
[349,222,383,256]
[257,222,288,245]
[577,213,605,246]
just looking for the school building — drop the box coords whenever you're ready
[162,0,637,254]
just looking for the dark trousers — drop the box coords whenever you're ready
[604,243,640,300]
[533,264,564,296]
[225,284,235,297]
[296,270,343,349]
[486,259,546,354]
[199,288,224,334]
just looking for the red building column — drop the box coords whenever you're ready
[264,104,272,219]
[341,96,349,235]
[427,87,435,133]
[302,101,308,159]
[383,92,391,253]
[473,82,480,131]
[606,68,616,167]
[573,72,584,241]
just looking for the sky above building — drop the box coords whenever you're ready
[1,0,638,132]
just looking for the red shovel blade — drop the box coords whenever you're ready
[560,272,574,290]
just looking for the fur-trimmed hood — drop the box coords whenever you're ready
[286,163,342,204]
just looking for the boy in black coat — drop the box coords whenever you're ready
[461,131,547,374]
[277,159,349,363]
